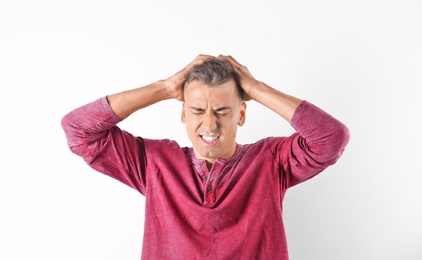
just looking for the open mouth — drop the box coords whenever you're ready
[201,135,219,143]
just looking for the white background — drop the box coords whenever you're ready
[1,0,421,259]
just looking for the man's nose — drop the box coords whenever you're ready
[202,112,218,130]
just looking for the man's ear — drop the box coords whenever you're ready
[238,101,247,126]
[181,103,186,124]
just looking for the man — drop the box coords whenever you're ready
[61,54,350,259]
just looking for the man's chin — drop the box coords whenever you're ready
[194,148,221,162]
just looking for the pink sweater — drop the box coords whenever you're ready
[61,97,349,259]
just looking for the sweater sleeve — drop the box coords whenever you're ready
[60,97,148,194]
[274,100,350,189]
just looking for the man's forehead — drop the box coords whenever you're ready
[184,78,243,102]
[184,78,236,89]
[184,79,238,97]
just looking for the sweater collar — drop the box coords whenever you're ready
[188,143,245,165]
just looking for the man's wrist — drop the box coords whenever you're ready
[244,80,264,101]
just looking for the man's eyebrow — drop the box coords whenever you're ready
[189,106,205,111]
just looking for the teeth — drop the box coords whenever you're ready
[202,136,218,142]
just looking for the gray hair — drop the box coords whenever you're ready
[183,58,243,100]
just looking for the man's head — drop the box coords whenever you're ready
[183,58,244,100]
[182,58,246,165]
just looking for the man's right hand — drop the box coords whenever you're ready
[165,54,214,101]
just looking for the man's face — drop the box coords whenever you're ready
[182,79,246,164]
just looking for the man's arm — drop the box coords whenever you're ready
[62,54,213,156]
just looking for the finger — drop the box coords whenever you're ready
[224,55,244,67]
[187,54,214,69]
[198,54,214,59]
[218,55,245,70]
[195,54,214,63]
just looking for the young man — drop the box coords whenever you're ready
[61,54,350,259]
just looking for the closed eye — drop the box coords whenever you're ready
[215,111,229,116]
[188,106,232,116]
[214,106,231,116]
[189,107,205,114]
